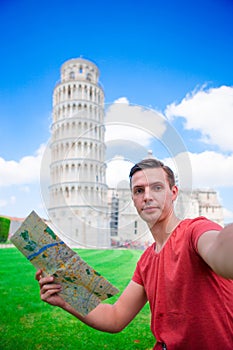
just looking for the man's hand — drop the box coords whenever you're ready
[35,270,147,333]
[35,270,66,308]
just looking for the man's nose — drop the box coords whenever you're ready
[143,187,152,201]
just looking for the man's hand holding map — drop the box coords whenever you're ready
[11,211,119,316]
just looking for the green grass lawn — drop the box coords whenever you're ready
[0,248,155,350]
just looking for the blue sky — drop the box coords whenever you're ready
[0,0,233,222]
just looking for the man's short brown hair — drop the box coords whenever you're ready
[129,158,175,189]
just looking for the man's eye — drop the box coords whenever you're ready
[153,185,162,191]
[134,188,143,195]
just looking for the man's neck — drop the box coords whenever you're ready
[150,214,181,252]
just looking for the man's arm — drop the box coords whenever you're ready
[36,271,147,333]
[197,223,233,279]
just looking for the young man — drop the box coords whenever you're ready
[36,159,233,349]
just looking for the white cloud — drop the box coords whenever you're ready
[106,155,133,188]
[105,98,167,147]
[0,144,45,187]
[105,124,152,147]
[113,97,129,104]
[172,151,233,189]
[165,85,233,152]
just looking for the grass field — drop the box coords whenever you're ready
[0,248,155,350]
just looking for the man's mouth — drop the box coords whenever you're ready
[142,206,158,211]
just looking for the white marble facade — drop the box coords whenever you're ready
[49,58,109,248]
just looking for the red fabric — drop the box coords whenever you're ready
[132,217,233,349]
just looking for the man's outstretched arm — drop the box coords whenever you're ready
[36,270,147,333]
[197,223,233,279]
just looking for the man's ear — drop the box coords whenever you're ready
[172,185,179,202]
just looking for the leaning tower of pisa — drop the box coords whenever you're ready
[48,58,110,247]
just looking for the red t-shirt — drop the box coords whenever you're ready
[132,217,233,349]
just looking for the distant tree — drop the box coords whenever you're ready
[0,217,11,243]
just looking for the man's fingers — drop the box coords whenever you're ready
[40,283,61,294]
[41,288,61,302]
[38,276,54,288]
[35,269,42,281]
[35,269,64,307]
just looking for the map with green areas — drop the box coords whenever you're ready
[11,211,119,316]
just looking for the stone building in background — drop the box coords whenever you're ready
[181,189,223,225]
[48,58,110,247]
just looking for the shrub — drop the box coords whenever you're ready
[0,217,11,243]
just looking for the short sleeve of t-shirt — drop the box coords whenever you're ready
[132,258,143,286]
[132,217,222,286]
[132,244,155,286]
[188,217,222,253]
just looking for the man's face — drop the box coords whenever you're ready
[131,167,178,226]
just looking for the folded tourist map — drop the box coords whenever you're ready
[11,211,119,316]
